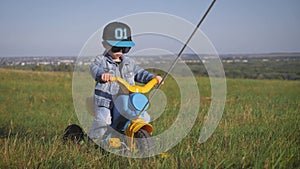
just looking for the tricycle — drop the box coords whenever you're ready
[64,76,159,156]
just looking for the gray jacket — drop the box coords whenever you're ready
[90,53,155,108]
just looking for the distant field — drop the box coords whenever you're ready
[0,68,299,168]
[2,57,300,80]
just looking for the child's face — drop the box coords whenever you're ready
[108,50,123,59]
[102,41,127,60]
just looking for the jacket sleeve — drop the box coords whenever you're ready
[133,64,155,84]
[90,55,105,82]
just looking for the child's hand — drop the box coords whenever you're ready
[101,73,112,82]
[156,76,163,85]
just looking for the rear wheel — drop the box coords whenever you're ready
[133,129,154,156]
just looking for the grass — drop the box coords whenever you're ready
[0,68,299,168]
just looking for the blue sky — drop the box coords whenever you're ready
[0,0,299,56]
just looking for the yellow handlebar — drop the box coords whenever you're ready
[110,77,159,93]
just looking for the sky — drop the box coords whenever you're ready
[0,0,299,56]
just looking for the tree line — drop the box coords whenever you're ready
[187,60,300,80]
[1,59,299,80]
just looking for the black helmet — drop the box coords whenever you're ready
[63,124,85,145]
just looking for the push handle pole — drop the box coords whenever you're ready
[138,0,217,116]
[156,0,217,91]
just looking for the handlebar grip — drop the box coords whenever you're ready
[110,77,159,93]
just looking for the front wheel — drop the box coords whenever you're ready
[133,129,154,156]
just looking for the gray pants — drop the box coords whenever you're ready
[88,106,111,143]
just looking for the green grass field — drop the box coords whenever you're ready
[0,68,299,168]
